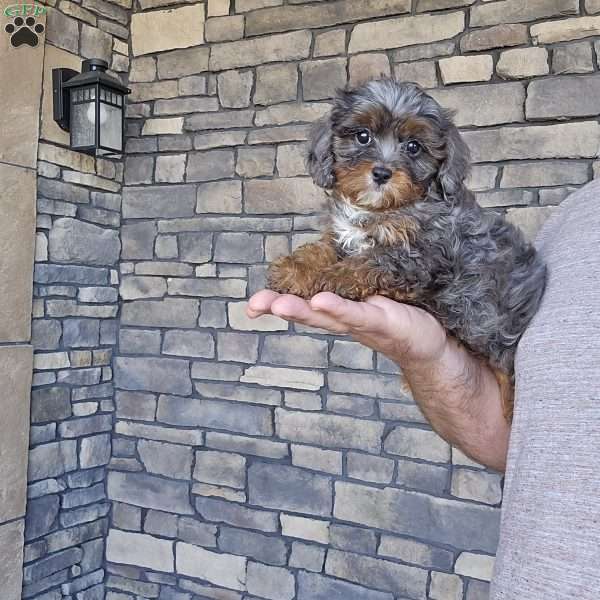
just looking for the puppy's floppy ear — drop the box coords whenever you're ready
[437,120,470,198]
[307,114,335,189]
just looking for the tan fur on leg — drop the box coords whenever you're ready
[492,367,514,422]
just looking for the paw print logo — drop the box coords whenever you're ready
[5,16,44,47]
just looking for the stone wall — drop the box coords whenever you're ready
[23,0,130,597]
[0,5,45,599]
[105,2,600,600]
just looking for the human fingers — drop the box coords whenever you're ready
[270,294,352,333]
[310,292,388,334]
[247,290,281,317]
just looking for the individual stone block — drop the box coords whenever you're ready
[28,440,77,481]
[219,526,287,566]
[470,0,578,27]
[62,318,100,348]
[455,552,495,581]
[163,330,214,358]
[301,58,347,100]
[290,541,325,572]
[196,495,278,532]
[80,433,111,469]
[291,445,342,475]
[347,452,394,484]
[553,41,594,74]
[241,366,323,390]
[329,340,373,370]
[393,60,437,88]
[429,82,524,127]
[194,450,246,488]
[500,160,588,188]
[392,40,454,62]
[276,144,306,177]
[108,471,193,514]
[121,222,157,260]
[349,54,390,86]
[247,562,295,600]
[155,155,186,183]
[236,0,281,10]
[176,542,246,590]
[462,121,600,162]
[256,103,328,127]
[335,481,500,553]
[178,232,213,264]
[123,185,196,219]
[461,24,528,52]
[327,394,375,417]
[349,11,464,53]
[378,535,453,570]
[210,30,311,71]
[178,516,217,546]
[187,150,235,182]
[195,181,242,214]
[106,529,174,572]
[131,4,205,56]
[476,189,533,208]
[214,234,261,265]
[129,56,156,82]
[236,146,276,178]
[114,356,192,395]
[185,110,255,131]
[298,572,393,600]
[49,218,120,266]
[496,47,549,79]
[531,16,600,43]
[80,24,112,61]
[249,463,332,516]
[218,70,253,108]
[206,15,244,42]
[121,298,199,328]
[244,178,326,214]
[418,0,474,9]
[208,0,229,15]
[155,96,219,115]
[158,394,273,436]
[248,124,310,145]
[451,468,503,505]
[526,75,600,119]
[30,386,70,423]
[314,29,346,57]
[430,572,463,600]
[138,439,193,479]
[261,335,327,368]
[439,55,493,84]
[25,494,59,540]
[254,63,298,105]
[245,0,410,36]
[467,580,491,599]
[142,117,184,136]
[325,549,427,599]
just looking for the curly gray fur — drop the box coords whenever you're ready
[307,79,546,374]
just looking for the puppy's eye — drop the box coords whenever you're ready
[355,130,372,145]
[406,140,421,156]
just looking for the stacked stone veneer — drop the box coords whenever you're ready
[19,0,600,599]
[103,2,600,600]
[23,0,129,597]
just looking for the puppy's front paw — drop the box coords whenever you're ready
[267,256,313,299]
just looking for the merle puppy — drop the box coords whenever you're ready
[267,79,546,418]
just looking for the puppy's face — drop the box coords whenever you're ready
[308,79,469,211]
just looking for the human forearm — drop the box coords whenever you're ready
[398,337,510,472]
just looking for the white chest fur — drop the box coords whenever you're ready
[331,201,374,255]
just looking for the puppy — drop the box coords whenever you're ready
[267,79,546,419]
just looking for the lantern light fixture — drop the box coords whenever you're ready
[52,58,131,156]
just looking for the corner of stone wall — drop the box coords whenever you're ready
[21,0,131,597]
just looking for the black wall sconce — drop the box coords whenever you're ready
[53,58,131,156]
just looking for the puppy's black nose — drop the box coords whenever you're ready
[372,166,392,184]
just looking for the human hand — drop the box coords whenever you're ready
[246,290,447,366]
